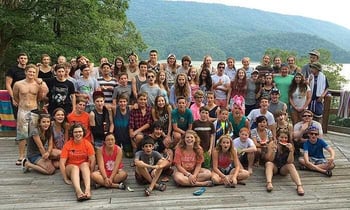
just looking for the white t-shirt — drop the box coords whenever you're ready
[247,109,275,128]
[233,137,255,150]
[211,74,230,100]
[291,85,311,109]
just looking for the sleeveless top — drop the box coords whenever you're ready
[155,108,170,135]
[148,63,161,73]
[92,107,110,141]
[273,146,290,168]
[135,75,147,93]
[51,124,65,150]
[102,145,123,177]
[208,105,219,119]
[114,106,130,144]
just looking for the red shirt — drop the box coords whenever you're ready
[102,145,124,177]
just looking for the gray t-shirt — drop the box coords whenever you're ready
[112,84,132,102]
[140,84,162,106]
[27,128,49,159]
[135,150,163,171]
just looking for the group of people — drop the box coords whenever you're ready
[5,49,335,200]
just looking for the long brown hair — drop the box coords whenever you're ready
[288,73,308,99]
[174,73,190,99]
[216,135,236,162]
[177,130,203,160]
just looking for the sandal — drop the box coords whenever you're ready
[16,159,23,166]
[155,183,167,191]
[118,182,126,190]
[266,182,273,192]
[296,185,305,196]
[144,187,151,196]
[193,187,206,196]
[21,158,29,173]
[325,170,333,177]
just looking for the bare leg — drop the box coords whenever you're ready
[112,169,128,184]
[80,162,92,199]
[247,152,255,174]
[18,140,26,160]
[66,165,84,199]
[25,158,55,175]
[265,161,276,191]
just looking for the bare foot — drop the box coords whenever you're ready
[248,167,253,175]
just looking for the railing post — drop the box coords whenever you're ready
[323,95,332,133]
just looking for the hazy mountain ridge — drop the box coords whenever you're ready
[127,0,350,62]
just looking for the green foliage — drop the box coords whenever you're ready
[0,0,146,72]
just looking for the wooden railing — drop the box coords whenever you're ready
[324,89,350,134]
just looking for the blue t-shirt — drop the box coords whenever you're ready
[303,138,329,159]
[171,108,194,131]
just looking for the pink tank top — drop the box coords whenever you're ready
[102,145,124,177]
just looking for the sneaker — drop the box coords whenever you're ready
[21,158,29,173]
[119,182,126,190]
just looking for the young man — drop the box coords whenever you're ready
[97,62,117,106]
[192,106,215,168]
[112,94,132,158]
[75,64,101,112]
[89,91,114,149]
[129,93,153,153]
[140,70,162,107]
[247,97,276,139]
[46,64,76,115]
[147,49,163,73]
[6,53,28,119]
[112,72,132,106]
[299,126,335,177]
[171,96,194,147]
[211,62,230,108]
[12,64,48,165]
[268,88,287,117]
[233,128,257,174]
[67,97,92,143]
[134,137,167,196]
[301,49,320,84]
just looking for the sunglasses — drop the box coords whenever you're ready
[309,133,319,136]
[218,66,225,69]
[147,75,155,78]
[303,115,312,117]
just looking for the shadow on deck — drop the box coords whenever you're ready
[0,132,349,210]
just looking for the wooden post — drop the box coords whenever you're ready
[323,95,332,133]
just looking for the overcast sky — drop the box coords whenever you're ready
[175,0,350,30]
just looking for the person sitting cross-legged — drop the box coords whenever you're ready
[298,126,335,177]
[134,137,168,196]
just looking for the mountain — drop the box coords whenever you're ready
[127,0,350,62]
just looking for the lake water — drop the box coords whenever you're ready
[161,60,350,90]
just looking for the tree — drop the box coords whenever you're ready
[0,0,147,88]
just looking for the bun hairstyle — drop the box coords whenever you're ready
[68,123,86,138]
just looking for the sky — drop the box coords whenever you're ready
[175,0,350,30]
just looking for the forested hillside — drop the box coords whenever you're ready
[127,0,350,62]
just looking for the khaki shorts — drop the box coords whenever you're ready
[16,109,38,141]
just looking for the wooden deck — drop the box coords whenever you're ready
[0,132,350,210]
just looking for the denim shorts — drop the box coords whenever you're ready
[94,139,104,148]
[28,154,42,164]
[309,157,327,165]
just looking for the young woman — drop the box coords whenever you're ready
[152,95,172,144]
[59,124,95,201]
[201,55,216,75]
[163,54,180,88]
[289,72,311,125]
[113,56,127,79]
[227,68,247,108]
[257,73,274,101]
[172,130,212,187]
[199,68,213,104]
[188,66,200,104]
[275,110,293,142]
[206,91,219,122]
[38,54,53,79]
[211,135,250,187]
[91,133,128,189]
[169,73,191,108]
[265,132,304,196]
[156,70,170,103]
[22,114,55,175]
[50,108,69,168]
[250,116,274,165]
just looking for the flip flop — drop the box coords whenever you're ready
[193,187,206,196]
[126,186,134,192]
